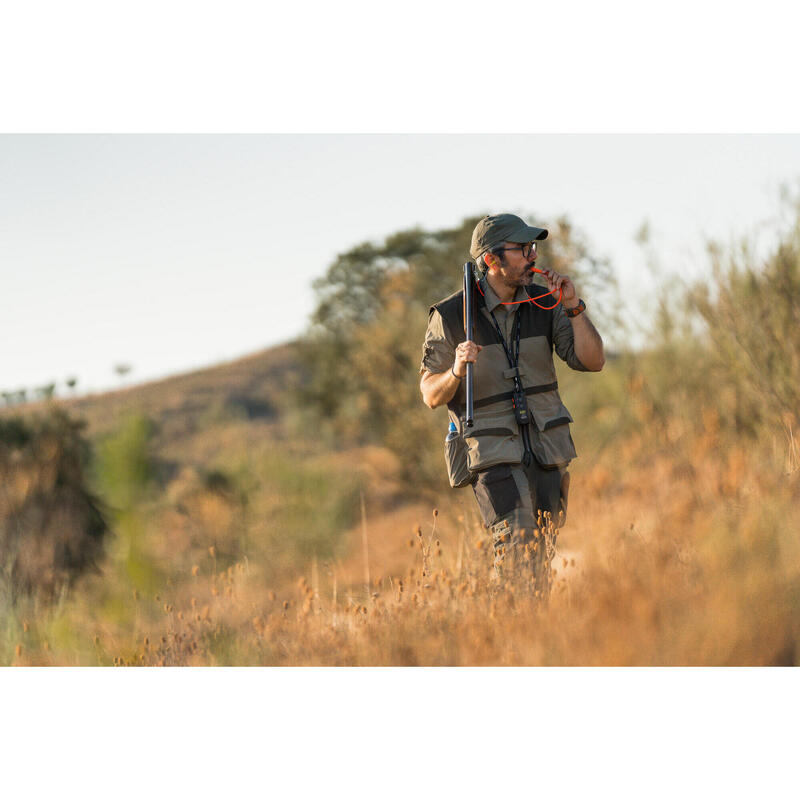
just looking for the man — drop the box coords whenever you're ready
[419,213,605,591]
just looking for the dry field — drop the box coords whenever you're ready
[5,375,798,666]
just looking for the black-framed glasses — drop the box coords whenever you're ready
[492,241,538,259]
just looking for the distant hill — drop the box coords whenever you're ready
[54,341,301,442]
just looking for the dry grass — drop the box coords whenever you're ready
[7,411,798,666]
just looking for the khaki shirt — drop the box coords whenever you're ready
[420,279,587,376]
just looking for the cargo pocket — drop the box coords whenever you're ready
[528,395,577,469]
[472,464,522,528]
[464,412,523,472]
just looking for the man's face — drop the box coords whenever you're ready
[489,241,538,289]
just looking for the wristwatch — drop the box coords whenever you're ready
[564,299,586,318]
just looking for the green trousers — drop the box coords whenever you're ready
[471,460,569,589]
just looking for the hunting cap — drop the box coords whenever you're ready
[470,213,549,260]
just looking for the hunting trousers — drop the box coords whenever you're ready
[472,460,569,590]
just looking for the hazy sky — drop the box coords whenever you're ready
[3,134,800,394]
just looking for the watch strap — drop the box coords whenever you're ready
[564,299,586,318]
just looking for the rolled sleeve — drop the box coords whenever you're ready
[419,309,456,375]
[552,304,590,372]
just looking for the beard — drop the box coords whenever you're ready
[504,266,537,288]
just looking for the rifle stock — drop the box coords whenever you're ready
[463,262,475,427]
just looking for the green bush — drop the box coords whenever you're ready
[254,451,361,576]
[92,413,161,593]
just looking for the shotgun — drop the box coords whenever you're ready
[463,262,475,428]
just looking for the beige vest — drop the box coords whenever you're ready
[431,282,577,471]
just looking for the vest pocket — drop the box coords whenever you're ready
[464,413,523,472]
[444,430,475,488]
[528,395,577,468]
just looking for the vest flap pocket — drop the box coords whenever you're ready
[444,431,475,489]
[464,426,516,439]
[527,392,574,432]
[526,394,576,468]
[464,412,523,472]
[529,424,577,469]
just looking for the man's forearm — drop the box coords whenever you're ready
[420,368,462,409]
[571,313,605,371]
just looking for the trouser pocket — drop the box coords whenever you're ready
[472,464,522,528]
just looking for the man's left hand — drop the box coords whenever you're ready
[541,268,579,309]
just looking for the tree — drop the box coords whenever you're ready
[114,364,132,383]
[35,383,56,401]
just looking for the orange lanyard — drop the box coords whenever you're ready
[476,267,562,310]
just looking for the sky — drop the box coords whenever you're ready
[3,134,800,395]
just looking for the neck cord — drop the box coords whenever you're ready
[476,269,562,310]
[486,305,534,467]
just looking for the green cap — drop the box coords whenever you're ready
[470,213,549,260]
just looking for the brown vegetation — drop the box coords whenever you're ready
[0,410,109,602]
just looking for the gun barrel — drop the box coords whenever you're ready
[463,262,475,427]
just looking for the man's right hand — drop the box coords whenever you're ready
[453,340,483,378]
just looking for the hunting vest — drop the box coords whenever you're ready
[431,282,578,472]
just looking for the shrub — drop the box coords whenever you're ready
[0,409,109,602]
